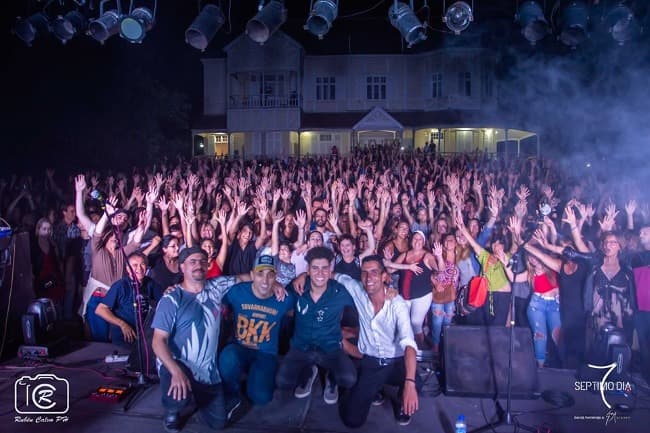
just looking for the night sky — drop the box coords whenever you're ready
[3,1,650,177]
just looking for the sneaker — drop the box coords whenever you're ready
[226,398,242,421]
[371,392,385,406]
[323,376,338,405]
[294,365,318,398]
[396,408,412,426]
[163,411,181,433]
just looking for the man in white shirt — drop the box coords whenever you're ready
[334,255,420,427]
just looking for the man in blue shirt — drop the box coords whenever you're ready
[218,255,295,408]
[275,247,357,404]
[95,252,163,348]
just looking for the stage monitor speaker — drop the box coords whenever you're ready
[442,325,540,399]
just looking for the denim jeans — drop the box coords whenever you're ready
[86,292,109,342]
[218,344,278,405]
[430,301,455,345]
[159,363,226,429]
[527,293,561,363]
[275,348,357,390]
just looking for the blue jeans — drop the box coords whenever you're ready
[527,294,561,363]
[431,301,455,345]
[159,363,226,429]
[86,292,109,342]
[218,344,278,405]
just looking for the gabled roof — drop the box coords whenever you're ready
[222,30,303,53]
[352,106,403,131]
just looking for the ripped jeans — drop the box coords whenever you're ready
[431,301,455,346]
[527,293,561,364]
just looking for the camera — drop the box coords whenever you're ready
[14,374,69,414]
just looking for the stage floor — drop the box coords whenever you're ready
[1,341,648,433]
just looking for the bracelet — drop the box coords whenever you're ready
[405,378,416,384]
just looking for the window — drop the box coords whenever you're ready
[316,77,336,101]
[432,73,442,98]
[319,134,333,142]
[458,72,471,96]
[482,66,493,98]
[366,76,387,100]
[431,131,444,141]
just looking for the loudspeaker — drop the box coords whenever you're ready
[21,313,38,345]
[442,326,540,399]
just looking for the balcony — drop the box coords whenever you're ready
[229,94,300,109]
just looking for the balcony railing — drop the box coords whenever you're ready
[229,94,300,109]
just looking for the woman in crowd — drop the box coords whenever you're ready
[430,235,460,354]
[31,218,64,313]
[149,234,182,290]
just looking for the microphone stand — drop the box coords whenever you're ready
[98,200,155,412]
[470,251,536,433]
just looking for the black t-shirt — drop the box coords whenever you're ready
[225,241,257,276]
[149,259,182,290]
[559,260,589,326]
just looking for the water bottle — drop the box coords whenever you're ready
[455,414,467,433]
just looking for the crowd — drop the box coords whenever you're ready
[2,144,649,430]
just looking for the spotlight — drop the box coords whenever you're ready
[443,1,473,35]
[52,10,88,44]
[185,4,225,51]
[119,6,155,43]
[305,0,338,40]
[516,1,550,45]
[388,2,427,47]
[13,13,50,47]
[88,9,121,44]
[246,0,287,45]
[558,1,589,48]
[604,3,640,45]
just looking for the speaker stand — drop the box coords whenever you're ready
[470,253,536,433]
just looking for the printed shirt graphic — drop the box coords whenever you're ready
[224,282,295,355]
[151,276,236,384]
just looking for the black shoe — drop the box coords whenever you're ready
[396,408,412,426]
[371,392,385,406]
[163,412,181,433]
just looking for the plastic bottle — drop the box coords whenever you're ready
[455,414,467,433]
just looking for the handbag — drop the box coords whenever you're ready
[467,275,489,308]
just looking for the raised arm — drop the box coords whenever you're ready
[74,175,94,232]
[357,220,376,260]
[214,210,229,270]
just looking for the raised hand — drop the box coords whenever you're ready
[625,199,638,215]
[272,211,284,224]
[74,174,87,193]
[157,196,169,212]
[295,209,307,229]
[432,242,443,257]
[516,185,530,201]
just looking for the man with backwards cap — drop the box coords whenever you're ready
[218,255,295,412]
[151,247,284,432]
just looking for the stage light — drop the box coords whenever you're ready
[246,0,287,45]
[388,1,427,47]
[52,10,88,44]
[443,1,473,35]
[516,1,550,45]
[604,3,640,45]
[13,13,50,47]
[119,5,155,44]
[185,4,225,51]
[305,0,338,40]
[558,1,589,48]
[88,9,121,43]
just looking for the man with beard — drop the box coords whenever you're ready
[312,207,337,251]
[152,247,280,432]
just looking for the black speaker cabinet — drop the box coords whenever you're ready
[442,326,540,399]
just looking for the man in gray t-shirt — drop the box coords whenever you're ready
[152,247,240,433]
